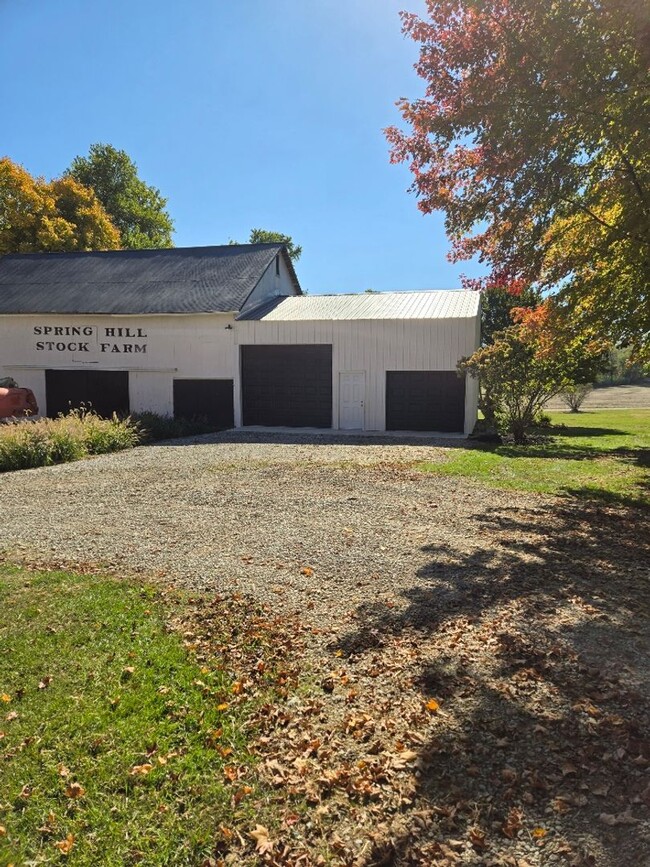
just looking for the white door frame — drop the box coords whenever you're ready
[339,370,366,430]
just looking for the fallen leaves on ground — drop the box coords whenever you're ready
[53,833,75,855]
[64,782,85,799]
[249,824,274,855]
[151,500,650,864]
[129,764,153,777]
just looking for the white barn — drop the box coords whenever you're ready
[0,244,480,435]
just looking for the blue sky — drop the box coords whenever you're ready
[0,0,485,294]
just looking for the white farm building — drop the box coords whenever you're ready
[0,244,480,434]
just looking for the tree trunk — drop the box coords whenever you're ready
[479,388,498,428]
[511,420,527,444]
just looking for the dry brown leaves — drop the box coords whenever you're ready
[170,501,650,865]
[53,834,75,855]
[64,782,85,799]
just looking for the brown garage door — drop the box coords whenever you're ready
[386,371,465,432]
[241,345,332,427]
[173,379,234,429]
[46,369,129,418]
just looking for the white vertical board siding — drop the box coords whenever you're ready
[130,371,173,416]
[0,313,237,416]
[235,315,480,432]
[0,304,480,431]
[463,305,482,435]
[240,255,299,313]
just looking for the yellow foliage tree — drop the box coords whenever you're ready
[0,157,120,254]
[541,196,648,362]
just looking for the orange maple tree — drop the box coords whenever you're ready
[387,0,649,359]
[0,157,120,254]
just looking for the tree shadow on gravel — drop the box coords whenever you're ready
[334,500,650,866]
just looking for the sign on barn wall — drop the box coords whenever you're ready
[0,314,237,382]
[0,313,239,420]
[32,324,148,355]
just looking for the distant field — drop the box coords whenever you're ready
[545,381,650,410]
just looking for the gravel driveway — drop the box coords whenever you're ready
[2,432,648,865]
[0,431,542,630]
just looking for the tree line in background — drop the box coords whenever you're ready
[388,0,649,440]
[0,145,300,259]
[0,145,174,254]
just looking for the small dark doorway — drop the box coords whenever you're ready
[386,371,465,432]
[173,379,234,429]
[46,369,130,418]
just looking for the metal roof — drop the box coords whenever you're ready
[239,290,480,321]
[0,244,302,315]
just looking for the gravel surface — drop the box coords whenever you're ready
[1,432,648,865]
[0,431,544,628]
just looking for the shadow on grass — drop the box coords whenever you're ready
[548,425,629,439]
[468,436,648,465]
[562,468,650,509]
[492,443,605,460]
[334,499,650,864]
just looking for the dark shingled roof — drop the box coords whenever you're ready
[0,244,301,314]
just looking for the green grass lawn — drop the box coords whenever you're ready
[0,566,271,865]
[420,408,650,505]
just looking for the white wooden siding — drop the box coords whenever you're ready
[0,313,237,416]
[234,317,479,433]
[0,304,480,433]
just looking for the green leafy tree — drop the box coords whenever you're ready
[67,144,174,249]
[480,286,540,348]
[231,229,302,261]
[460,302,608,443]
[597,347,650,385]
[0,157,120,254]
[249,229,302,261]
[474,284,540,426]
[460,328,562,444]
[387,0,650,360]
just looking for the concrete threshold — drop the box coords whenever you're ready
[235,426,467,441]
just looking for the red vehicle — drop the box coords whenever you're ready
[0,387,39,419]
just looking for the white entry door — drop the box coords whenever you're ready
[339,372,365,430]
